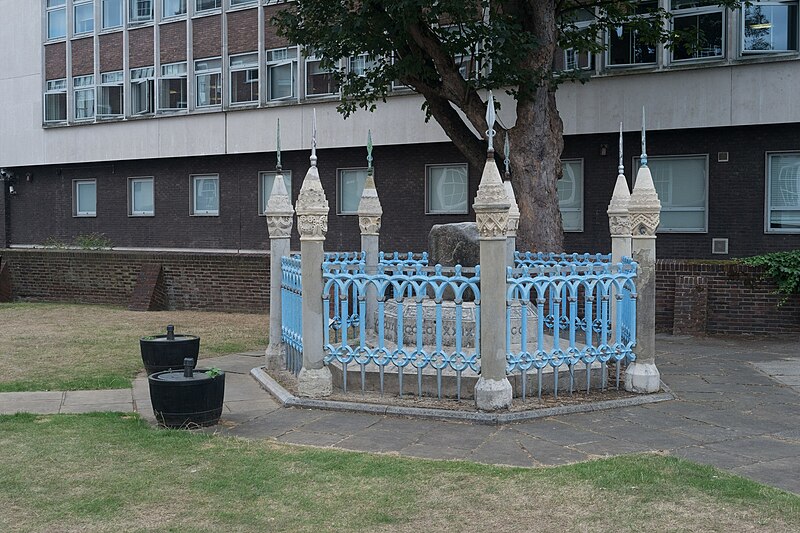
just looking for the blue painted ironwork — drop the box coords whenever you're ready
[324,251,365,265]
[322,261,481,399]
[280,255,303,375]
[378,251,429,268]
[506,259,638,400]
[514,251,612,268]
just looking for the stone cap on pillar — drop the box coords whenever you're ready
[473,91,510,240]
[502,132,520,237]
[629,111,661,238]
[266,119,295,239]
[357,131,382,236]
[296,110,329,241]
[607,122,631,238]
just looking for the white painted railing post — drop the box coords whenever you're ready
[358,132,382,332]
[264,169,294,372]
[626,113,661,393]
[473,93,513,411]
[296,117,332,398]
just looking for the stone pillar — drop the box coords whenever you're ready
[607,168,631,340]
[295,155,333,398]
[357,170,382,331]
[473,154,513,411]
[264,172,294,371]
[625,163,662,393]
[503,177,520,269]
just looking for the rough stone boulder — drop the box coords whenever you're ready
[428,222,480,268]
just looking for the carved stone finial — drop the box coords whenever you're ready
[607,175,631,238]
[357,173,382,236]
[629,165,661,237]
[485,91,497,155]
[265,171,294,239]
[473,155,510,240]
[296,117,328,240]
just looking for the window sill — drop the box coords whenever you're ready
[160,16,188,24]
[73,214,97,218]
[98,27,123,35]
[190,213,220,217]
[128,213,155,218]
[44,37,67,44]
[71,33,94,40]
[227,4,259,13]
[192,10,222,19]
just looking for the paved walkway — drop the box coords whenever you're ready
[1,335,799,494]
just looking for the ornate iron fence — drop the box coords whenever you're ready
[280,255,303,375]
[506,259,638,399]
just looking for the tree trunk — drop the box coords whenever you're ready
[509,87,564,253]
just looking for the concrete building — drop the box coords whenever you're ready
[1,0,799,258]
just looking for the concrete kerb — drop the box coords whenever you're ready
[250,367,675,425]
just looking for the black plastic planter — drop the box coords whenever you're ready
[148,362,225,429]
[140,325,200,375]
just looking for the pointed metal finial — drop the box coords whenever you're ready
[310,108,318,167]
[276,119,282,172]
[485,91,496,154]
[618,121,624,175]
[640,106,648,168]
[503,131,510,177]
[366,129,373,175]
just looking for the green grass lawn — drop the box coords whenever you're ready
[0,303,267,392]
[0,413,798,532]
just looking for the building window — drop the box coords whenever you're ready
[671,1,724,61]
[73,0,94,35]
[47,0,67,40]
[259,171,292,215]
[74,75,95,121]
[131,67,155,115]
[348,53,378,77]
[159,62,187,111]
[560,9,594,71]
[163,0,186,18]
[191,175,219,215]
[558,160,584,232]
[129,177,155,216]
[102,0,123,29]
[97,71,124,117]
[743,1,798,53]
[196,0,221,12]
[607,1,658,66]
[44,79,67,123]
[305,53,339,97]
[230,0,257,6]
[766,152,800,232]
[634,155,708,232]
[230,53,259,105]
[74,179,97,217]
[426,164,468,215]
[195,58,222,107]
[267,47,298,101]
[129,0,153,23]
[336,169,368,215]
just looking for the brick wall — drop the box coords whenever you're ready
[193,15,222,59]
[45,42,66,80]
[656,260,800,335]
[71,38,94,76]
[129,27,154,69]
[228,8,259,55]
[0,249,269,313]
[264,3,291,49]
[99,32,124,73]
[160,21,187,64]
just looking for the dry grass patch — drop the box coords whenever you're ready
[0,302,267,392]
[0,413,798,533]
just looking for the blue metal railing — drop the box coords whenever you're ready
[506,259,637,399]
[280,255,303,375]
[322,261,480,399]
[514,251,612,268]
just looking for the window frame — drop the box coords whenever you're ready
[741,0,799,55]
[73,179,97,217]
[669,1,726,63]
[632,154,709,233]
[336,167,369,215]
[73,0,95,35]
[130,67,155,115]
[195,0,222,13]
[765,150,800,234]
[44,78,68,124]
[73,75,96,122]
[425,163,470,215]
[559,159,585,233]
[605,1,659,67]
[267,47,298,101]
[46,0,67,41]
[162,0,187,19]
[190,174,220,216]
[229,52,259,105]
[128,177,155,217]
[304,52,340,98]
[194,58,222,108]
[258,171,293,215]
[97,71,124,118]
[101,0,124,30]
[129,0,154,24]
[158,62,188,111]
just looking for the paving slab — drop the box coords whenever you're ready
[60,402,135,414]
[0,401,62,415]
[63,389,132,406]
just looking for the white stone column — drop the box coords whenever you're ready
[296,151,333,398]
[607,126,632,341]
[625,162,661,394]
[264,171,294,371]
[357,170,382,331]
[504,177,520,269]
[473,154,513,411]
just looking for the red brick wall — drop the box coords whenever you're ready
[160,21,187,64]
[228,8,259,55]
[129,27,154,69]
[193,15,222,59]
[264,4,291,49]
[0,249,269,314]
[45,42,66,80]
[71,38,94,76]
[656,260,800,335]
[99,32,124,72]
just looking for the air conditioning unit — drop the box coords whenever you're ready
[712,238,729,255]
